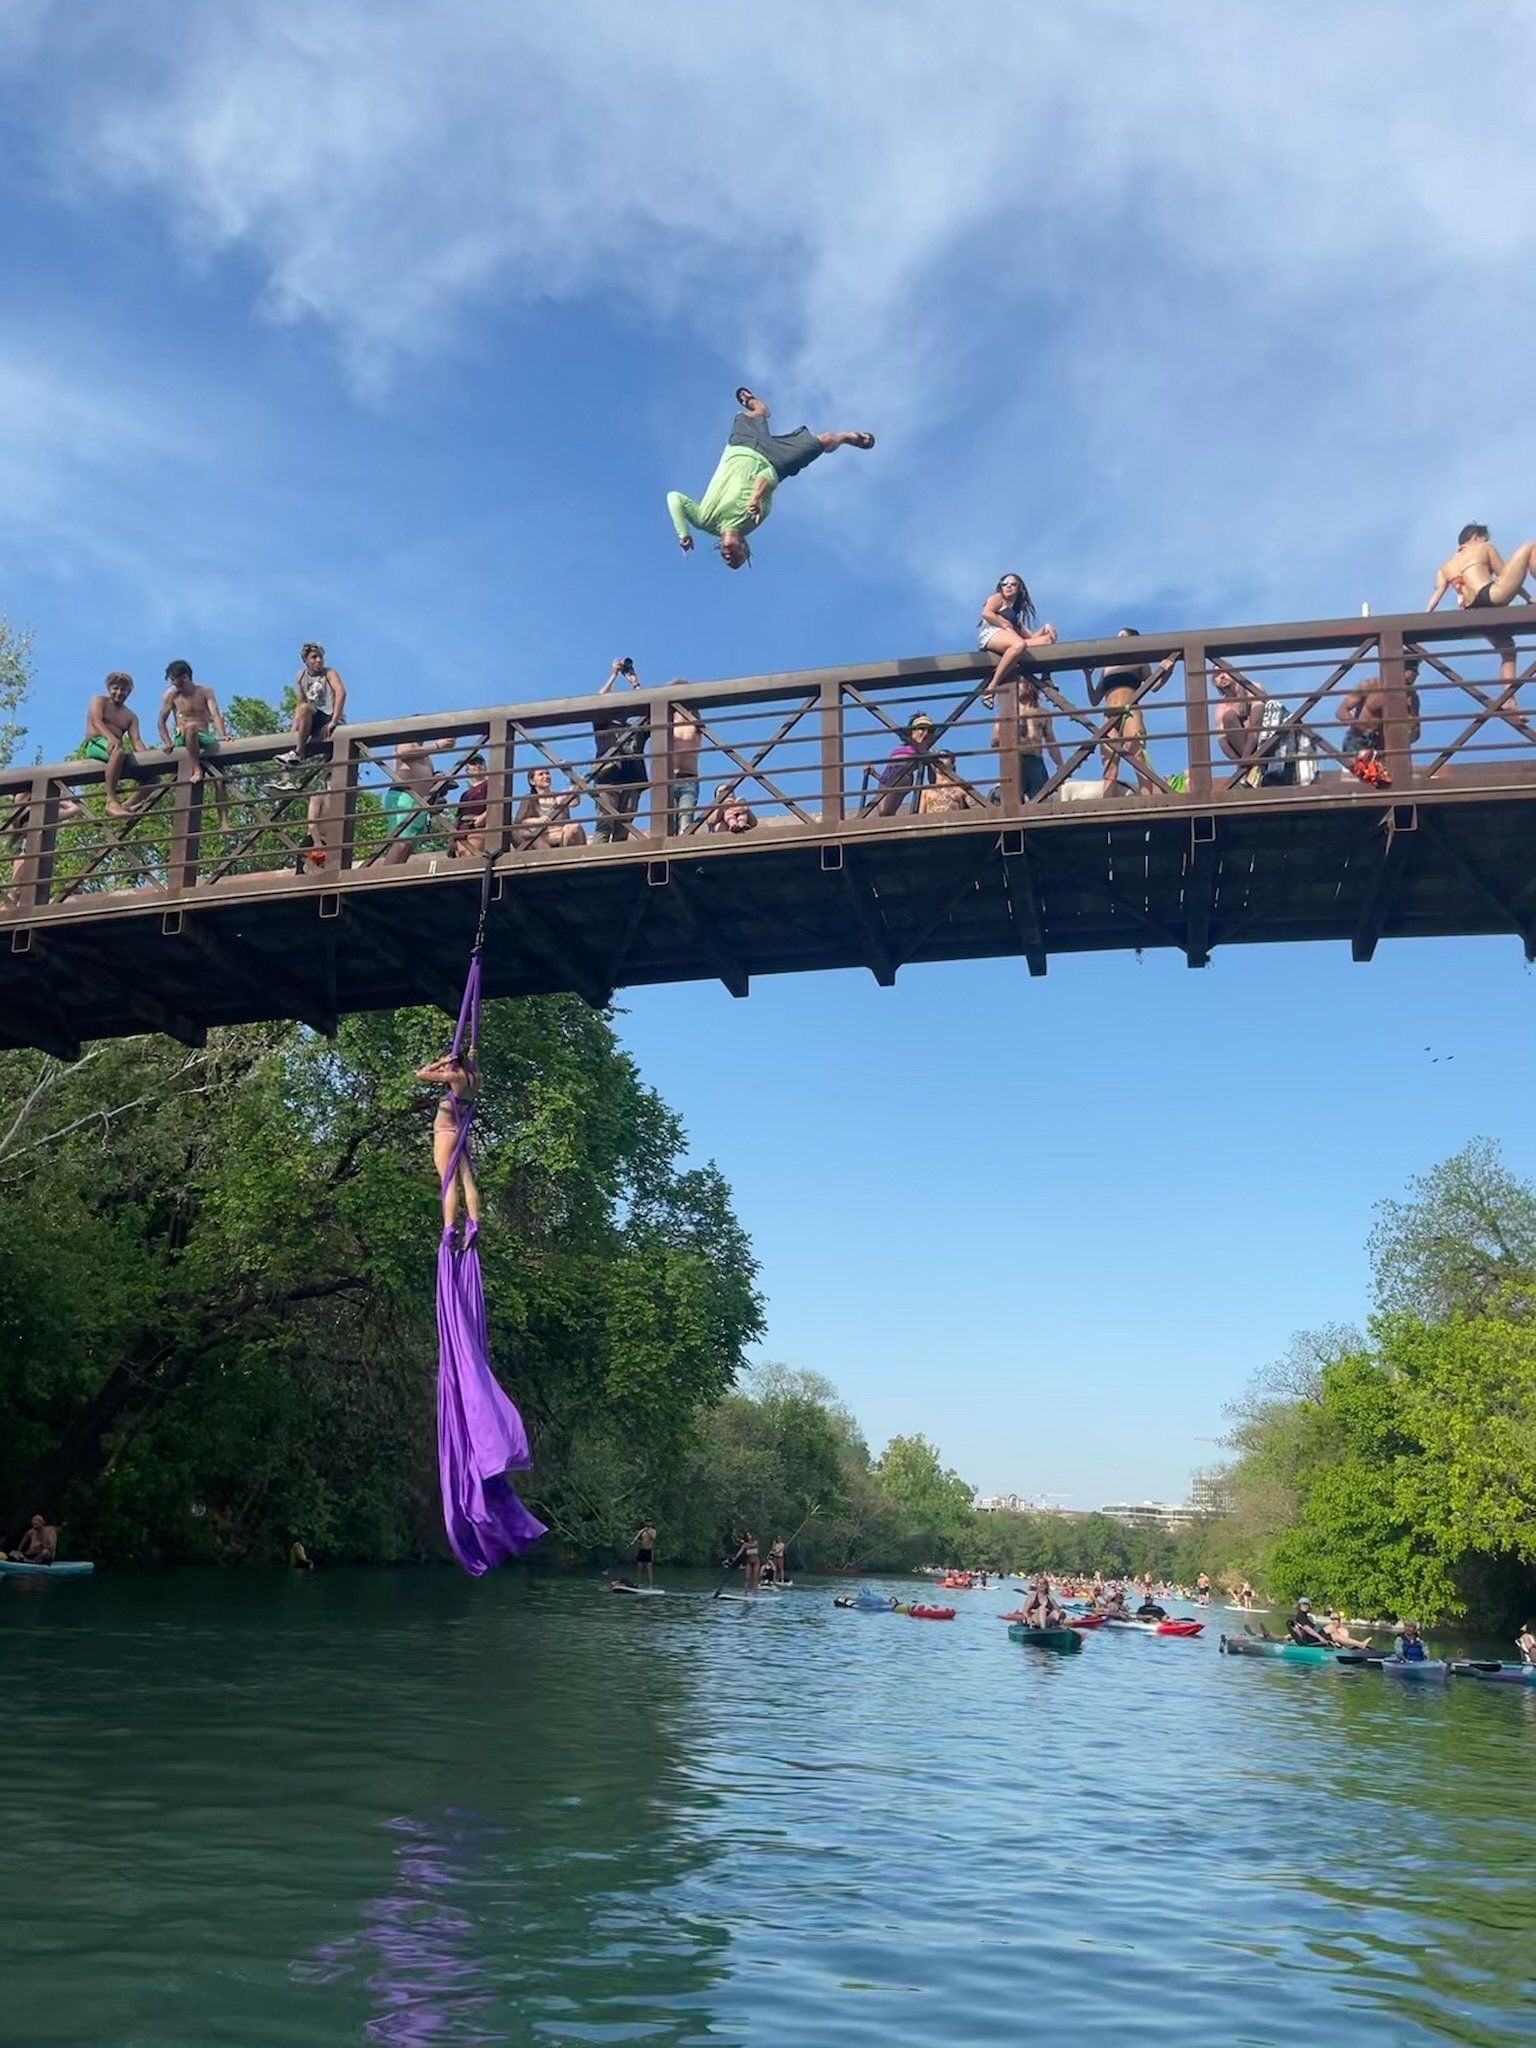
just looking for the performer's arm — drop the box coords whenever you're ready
[667,490,702,549]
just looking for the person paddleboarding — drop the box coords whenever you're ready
[667,390,874,569]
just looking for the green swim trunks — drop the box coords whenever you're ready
[383,784,433,842]
[82,735,133,763]
[174,729,220,753]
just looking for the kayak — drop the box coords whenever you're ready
[1007,1624,1083,1653]
[905,1605,956,1621]
[1450,1661,1536,1684]
[1068,1613,1106,1630]
[1102,1617,1203,1637]
[1223,1634,1346,1664]
[0,1559,94,1577]
[1379,1657,1450,1683]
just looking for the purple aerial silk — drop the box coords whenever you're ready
[436,949,546,1575]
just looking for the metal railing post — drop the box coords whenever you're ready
[1378,624,1415,789]
[167,753,205,893]
[483,717,512,856]
[997,681,1021,814]
[649,692,672,841]
[819,677,844,825]
[1184,641,1212,800]
[18,773,59,912]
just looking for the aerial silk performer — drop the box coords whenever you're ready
[418,904,546,1575]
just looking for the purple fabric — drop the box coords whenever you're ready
[435,945,546,1575]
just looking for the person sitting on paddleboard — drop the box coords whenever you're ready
[633,1520,657,1590]
[1287,1598,1332,1647]
[7,1513,55,1564]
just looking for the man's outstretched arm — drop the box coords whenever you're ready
[667,490,702,550]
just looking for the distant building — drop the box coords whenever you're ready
[1097,1500,1195,1532]
[976,1492,1084,1519]
[1188,1469,1234,1517]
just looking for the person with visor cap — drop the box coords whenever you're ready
[1286,1597,1332,1647]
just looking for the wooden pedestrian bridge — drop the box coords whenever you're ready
[3,610,1533,1057]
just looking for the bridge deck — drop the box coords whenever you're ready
[4,613,1533,1055]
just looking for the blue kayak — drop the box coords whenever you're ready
[1450,1660,1536,1684]
[0,1559,94,1576]
[1380,1657,1448,1683]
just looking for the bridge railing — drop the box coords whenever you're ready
[4,612,1533,918]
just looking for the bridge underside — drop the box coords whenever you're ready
[4,790,1531,1058]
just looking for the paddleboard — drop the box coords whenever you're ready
[0,1559,94,1576]
[608,1581,666,1597]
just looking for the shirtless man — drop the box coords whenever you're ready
[671,697,703,834]
[279,642,348,766]
[1338,666,1421,760]
[158,660,233,829]
[83,671,154,815]
[633,1520,657,1590]
[668,390,875,570]
[991,677,1063,801]
[7,1513,55,1564]
[381,731,456,865]
[1425,524,1536,613]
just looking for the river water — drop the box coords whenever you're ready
[6,1569,1536,2046]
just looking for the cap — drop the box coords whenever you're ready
[1297,1597,1312,1608]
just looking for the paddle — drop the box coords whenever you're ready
[711,1555,739,1601]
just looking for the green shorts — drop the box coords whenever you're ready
[82,736,132,763]
[383,785,433,842]
[175,729,220,753]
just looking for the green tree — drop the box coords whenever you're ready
[0,612,32,768]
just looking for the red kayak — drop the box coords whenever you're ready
[906,1604,956,1621]
[1068,1613,1106,1630]
[1102,1616,1204,1636]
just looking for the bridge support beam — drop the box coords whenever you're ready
[1417,814,1536,962]
[998,830,1048,977]
[662,866,749,998]
[822,847,897,986]
[1184,816,1218,968]
[161,915,338,1037]
[1352,805,1416,963]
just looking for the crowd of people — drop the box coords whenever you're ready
[5,514,1531,912]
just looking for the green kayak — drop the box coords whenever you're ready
[1222,1633,1339,1664]
[1007,1623,1083,1653]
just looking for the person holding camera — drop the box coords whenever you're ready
[590,658,649,843]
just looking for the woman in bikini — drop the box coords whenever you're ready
[1426,524,1536,612]
[415,1050,481,1241]
[978,574,1058,709]
[1088,628,1173,797]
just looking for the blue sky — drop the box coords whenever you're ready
[3,3,1534,1503]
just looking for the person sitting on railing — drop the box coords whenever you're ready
[667,390,875,571]
[82,671,154,817]
[1338,666,1421,785]
[513,765,586,850]
[705,783,758,834]
[1088,629,1174,798]
[918,751,987,813]
[591,658,649,843]
[278,642,348,770]
[977,573,1058,710]
[382,730,457,865]
[158,661,234,832]
[1425,523,1535,615]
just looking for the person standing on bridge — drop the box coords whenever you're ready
[382,731,459,864]
[667,390,875,569]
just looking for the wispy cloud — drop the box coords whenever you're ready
[12,0,1536,623]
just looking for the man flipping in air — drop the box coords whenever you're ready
[667,390,874,569]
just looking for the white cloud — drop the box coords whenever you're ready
[15,0,1536,623]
